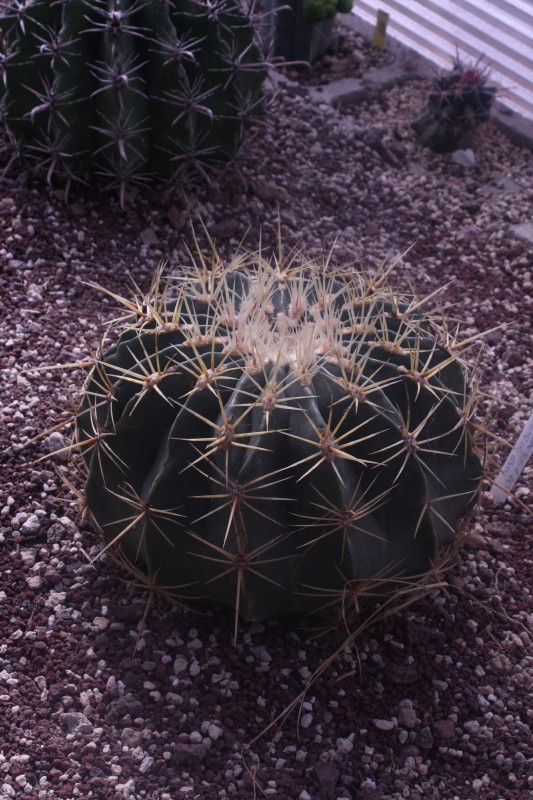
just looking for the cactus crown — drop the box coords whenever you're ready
[0,0,267,203]
[65,242,485,640]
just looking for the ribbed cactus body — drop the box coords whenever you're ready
[413,62,497,153]
[76,251,483,626]
[0,0,266,201]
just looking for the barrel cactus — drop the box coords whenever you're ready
[0,0,267,203]
[412,61,497,153]
[71,245,484,636]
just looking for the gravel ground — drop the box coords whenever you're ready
[1,20,532,800]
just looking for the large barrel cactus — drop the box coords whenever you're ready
[73,246,484,634]
[0,0,266,202]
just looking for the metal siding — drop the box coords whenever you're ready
[353,0,533,119]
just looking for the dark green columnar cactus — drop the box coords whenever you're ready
[0,0,267,203]
[412,61,497,153]
[73,246,484,636]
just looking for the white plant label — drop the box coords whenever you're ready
[491,408,533,504]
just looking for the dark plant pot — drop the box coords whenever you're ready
[262,0,335,64]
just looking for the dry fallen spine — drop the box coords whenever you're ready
[67,245,485,639]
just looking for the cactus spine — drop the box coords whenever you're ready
[0,0,267,203]
[69,244,484,638]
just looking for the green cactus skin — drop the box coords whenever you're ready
[412,61,497,154]
[74,247,484,633]
[302,0,337,23]
[0,0,267,202]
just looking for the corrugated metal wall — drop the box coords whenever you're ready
[353,0,533,120]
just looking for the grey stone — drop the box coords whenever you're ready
[433,719,456,740]
[464,720,481,735]
[451,148,476,167]
[46,431,69,461]
[373,718,396,731]
[121,727,143,748]
[477,176,521,196]
[335,737,353,754]
[312,761,339,799]
[108,695,145,722]
[416,726,434,749]
[209,219,241,240]
[309,77,366,106]
[174,743,207,763]
[251,179,289,203]
[139,227,159,247]
[59,712,93,735]
[398,708,417,729]
[20,514,41,534]
[510,222,533,248]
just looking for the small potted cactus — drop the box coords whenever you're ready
[263,0,353,64]
[412,60,497,154]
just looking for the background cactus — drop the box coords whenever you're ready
[0,0,267,203]
[412,61,497,153]
[302,0,345,24]
[69,244,484,638]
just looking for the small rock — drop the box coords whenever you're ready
[387,664,418,684]
[26,575,42,589]
[464,530,488,549]
[488,654,512,673]
[121,728,143,748]
[46,522,68,545]
[336,737,353,755]
[510,221,533,247]
[312,761,339,799]
[451,148,476,167]
[20,548,36,566]
[249,645,272,663]
[373,718,396,731]
[477,176,521,196]
[139,227,159,246]
[401,744,421,760]
[20,514,41,535]
[59,712,93,735]
[173,657,188,674]
[46,432,69,461]
[398,708,417,729]
[174,743,207,763]
[108,602,146,622]
[464,720,481,735]
[416,726,434,749]
[167,206,187,228]
[108,695,145,722]
[433,719,456,740]
[251,179,289,203]
[207,723,222,741]
[138,756,153,774]
[300,713,313,729]
[210,219,240,240]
